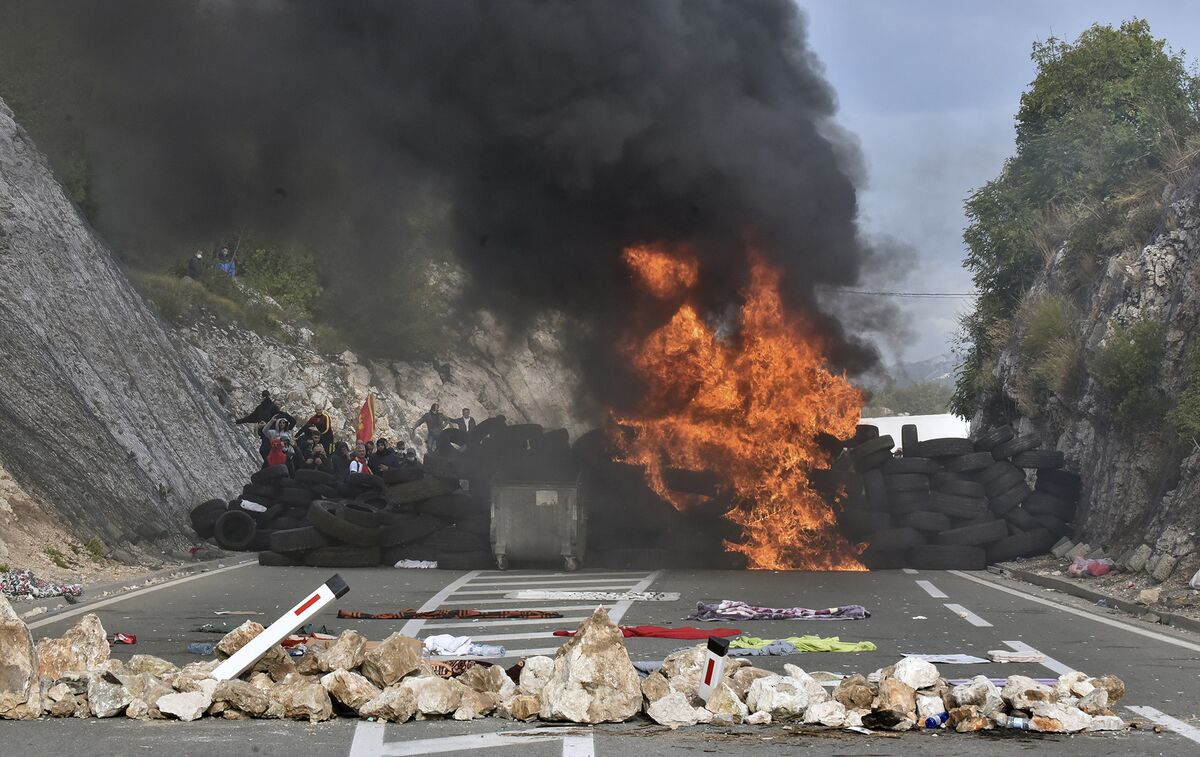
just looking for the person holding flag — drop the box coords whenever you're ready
[356,395,376,446]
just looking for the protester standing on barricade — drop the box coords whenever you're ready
[412,402,448,453]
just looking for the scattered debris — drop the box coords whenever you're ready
[1068,557,1114,578]
[988,650,1045,664]
[393,560,437,569]
[1,569,83,600]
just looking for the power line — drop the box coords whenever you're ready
[816,288,979,299]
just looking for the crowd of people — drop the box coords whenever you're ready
[187,244,238,279]
[235,391,475,479]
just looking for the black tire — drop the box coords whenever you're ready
[307,501,380,547]
[936,519,1007,547]
[934,478,986,498]
[888,494,929,516]
[190,499,227,538]
[1028,527,1057,552]
[496,423,545,447]
[242,484,277,499]
[1024,492,1076,519]
[437,427,468,448]
[883,457,938,475]
[899,511,952,533]
[474,416,507,440]
[310,483,341,499]
[929,492,989,519]
[213,510,257,551]
[1033,514,1070,538]
[1011,450,1065,469]
[992,433,1041,461]
[908,545,987,570]
[341,502,381,528]
[884,474,930,493]
[422,454,463,480]
[854,448,892,472]
[901,424,919,456]
[972,425,1014,452]
[851,435,895,461]
[437,551,494,570]
[839,510,891,538]
[256,503,286,527]
[455,514,491,538]
[257,550,304,566]
[304,545,381,568]
[858,547,908,570]
[355,491,388,508]
[277,487,316,505]
[863,469,888,510]
[419,493,485,522]
[272,516,303,531]
[379,514,446,547]
[385,476,458,506]
[916,438,974,458]
[349,472,385,490]
[270,526,333,553]
[986,532,1038,563]
[866,527,925,551]
[1036,468,1082,493]
[975,461,1020,485]
[854,424,880,443]
[943,452,994,473]
[251,465,290,486]
[984,469,1027,498]
[1003,507,1040,531]
[296,469,336,487]
[988,482,1031,515]
[382,468,424,485]
[419,527,489,554]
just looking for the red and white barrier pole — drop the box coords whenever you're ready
[212,574,350,682]
[696,635,730,704]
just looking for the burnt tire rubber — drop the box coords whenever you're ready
[972,425,1014,452]
[934,478,986,499]
[379,514,446,547]
[943,452,995,473]
[984,468,1027,499]
[854,424,880,443]
[883,474,931,493]
[473,416,507,440]
[936,518,1008,547]
[992,433,1041,461]
[1033,514,1070,538]
[1011,450,1066,469]
[839,510,891,538]
[915,438,974,458]
[419,527,489,554]
[251,465,290,486]
[1003,507,1040,531]
[307,501,380,547]
[986,532,1037,563]
[988,482,1032,515]
[901,424,919,456]
[349,472,385,490]
[277,487,316,505]
[341,502,381,528]
[851,435,895,461]
[1024,492,1076,519]
[304,545,381,568]
[437,551,494,570]
[295,469,336,487]
[899,510,952,533]
[883,457,938,475]
[243,483,277,499]
[887,491,930,515]
[257,550,304,566]
[929,492,989,519]
[865,527,925,551]
[381,468,424,485]
[854,448,892,472]
[270,526,333,553]
[858,547,908,570]
[863,469,888,510]
[454,514,491,538]
[213,510,257,551]
[907,545,987,570]
[975,461,1020,485]
[190,498,227,538]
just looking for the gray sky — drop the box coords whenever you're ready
[801,1,1200,363]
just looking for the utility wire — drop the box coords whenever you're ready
[816,288,978,299]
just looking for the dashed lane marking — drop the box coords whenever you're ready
[610,570,663,624]
[915,580,947,598]
[902,568,919,574]
[348,723,596,756]
[420,615,591,630]
[943,603,993,627]
[1126,706,1200,746]
[1001,639,1076,675]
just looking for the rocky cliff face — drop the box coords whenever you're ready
[0,99,256,551]
[990,170,1200,581]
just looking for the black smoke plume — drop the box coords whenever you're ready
[0,0,900,411]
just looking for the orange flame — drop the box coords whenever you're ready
[612,244,865,570]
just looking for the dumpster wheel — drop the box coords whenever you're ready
[563,555,579,572]
[495,553,509,571]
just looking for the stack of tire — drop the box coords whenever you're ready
[189,416,577,570]
[834,423,1079,570]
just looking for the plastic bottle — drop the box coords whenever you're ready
[923,712,949,729]
[186,642,216,655]
[994,713,1031,730]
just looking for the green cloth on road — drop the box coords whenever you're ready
[729,634,877,652]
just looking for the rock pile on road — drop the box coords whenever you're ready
[0,598,1126,734]
[827,424,1081,570]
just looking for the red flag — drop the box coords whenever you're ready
[356,395,375,443]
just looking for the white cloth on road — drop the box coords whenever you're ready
[393,559,437,569]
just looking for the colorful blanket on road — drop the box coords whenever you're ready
[338,608,563,620]
[1,569,83,599]
[689,600,870,621]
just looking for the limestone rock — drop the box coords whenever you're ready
[157,690,211,721]
[1077,688,1108,716]
[36,613,110,680]
[890,658,940,690]
[745,710,772,725]
[320,669,381,714]
[453,689,498,720]
[0,615,38,719]
[955,715,993,732]
[538,608,641,724]
[804,699,847,727]
[87,677,131,718]
[783,664,830,704]
[832,673,876,709]
[916,693,946,722]
[507,693,541,721]
[254,645,298,682]
[359,685,418,723]
[1137,587,1162,605]
[270,675,333,722]
[872,678,916,719]
[318,630,369,673]
[216,621,264,658]
[120,673,173,719]
[458,664,511,695]
[126,655,178,678]
[726,666,774,700]
[1089,675,1125,705]
[170,660,219,691]
[518,655,555,695]
[1031,702,1093,732]
[745,675,809,720]
[647,690,704,729]
[844,708,866,729]
[360,633,423,688]
[950,675,1003,715]
[1088,715,1126,731]
[213,679,272,717]
[1001,675,1055,710]
[704,683,748,725]
[661,645,706,698]
[125,698,150,720]
[400,676,465,716]
[641,672,671,707]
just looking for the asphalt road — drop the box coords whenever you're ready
[9,563,1200,756]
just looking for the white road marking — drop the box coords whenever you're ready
[1126,706,1200,745]
[943,603,992,627]
[1001,640,1075,675]
[915,580,947,598]
[451,584,641,595]
[610,570,663,624]
[421,615,591,630]
[27,560,255,630]
[458,578,643,587]
[948,570,1200,653]
[469,572,642,582]
[399,570,482,637]
[427,646,562,660]
[437,599,620,609]
[902,568,919,574]
[349,724,595,756]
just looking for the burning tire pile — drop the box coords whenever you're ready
[833,424,1080,570]
[189,418,577,570]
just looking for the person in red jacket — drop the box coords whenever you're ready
[266,436,287,467]
[304,405,334,450]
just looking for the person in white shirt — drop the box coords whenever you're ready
[349,447,369,474]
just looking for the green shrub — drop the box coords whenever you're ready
[129,269,284,338]
[1088,319,1166,428]
[1014,295,1083,415]
[865,381,953,416]
[237,247,319,315]
[1168,346,1200,440]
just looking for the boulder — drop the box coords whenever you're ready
[270,675,333,722]
[506,693,541,721]
[1055,671,1094,699]
[783,664,830,704]
[804,699,847,727]
[1031,702,1093,732]
[1077,688,1108,716]
[120,673,173,719]
[704,683,748,725]
[359,685,417,723]
[1089,675,1125,705]
[36,613,110,680]
[320,669,381,714]
[949,675,1003,715]
[169,660,219,691]
[213,679,271,717]
[317,630,369,673]
[518,655,554,695]
[400,675,465,716]
[660,645,706,698]
[745,675,809,720]
[916,693,946,723]
[1137,587,1162,606]
[745,710,772,725]
[646,690,704,729]
[156,690,211,721]
[215,621,265,658]
[87,677,131,718]
[254,645,298,682]
[1001,675,1054,710]
[641,672,670,707]
[538,608,641,724]
[1087,715,1126,731]
[453,689,499,720]
[890,658,940,690]
[458,664,512,695]
[832,673,876,709]
[726,666,774,700]
[360,633,423,688]
[126,655,178,678]
[872,678,916,720]
[0,613,38,719]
